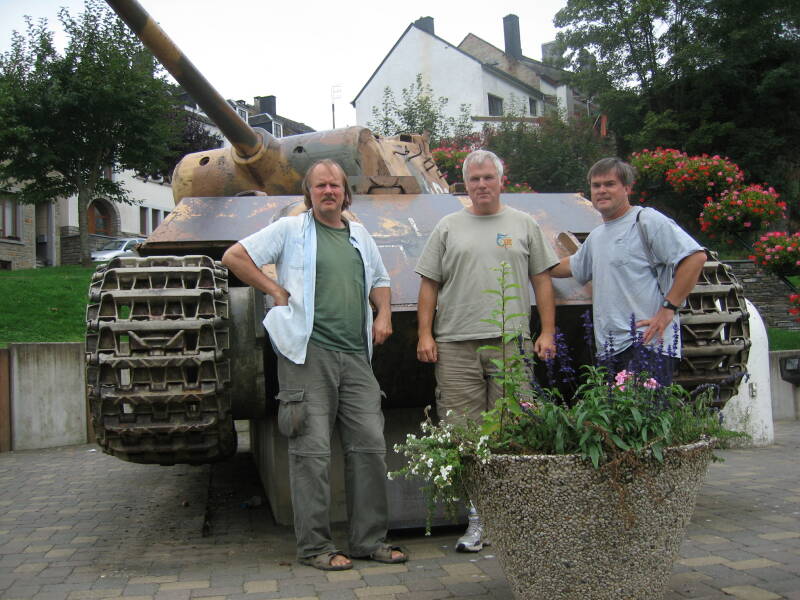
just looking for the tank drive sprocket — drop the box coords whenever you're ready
[676,254,750,407]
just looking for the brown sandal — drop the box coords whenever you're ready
[354,543,408,564]
[299,551,353,571]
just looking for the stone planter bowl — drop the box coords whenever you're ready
[464,439,714,600]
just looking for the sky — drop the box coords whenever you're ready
[0,0,568,132]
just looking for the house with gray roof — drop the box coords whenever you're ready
[352,14,595,133]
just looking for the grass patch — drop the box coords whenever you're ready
[767,327,800,350]
[0,265,95,348]
[3,266,800,352]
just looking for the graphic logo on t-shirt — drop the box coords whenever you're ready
[496,233,513,248]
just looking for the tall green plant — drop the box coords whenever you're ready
[367,74,472,146]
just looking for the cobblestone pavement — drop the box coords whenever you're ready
[1,422,799,600]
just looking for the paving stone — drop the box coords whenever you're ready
[353,585,408,597]
[3,424,800,600]
[317,591,357,600]
[720,585,782,600]
[242,579,277,593]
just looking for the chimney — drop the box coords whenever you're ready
[414,17,434,35]
[541,41,560,63]
[256,95,276,116]
[503,14,522,60]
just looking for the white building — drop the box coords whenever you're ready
[353,14,594,133]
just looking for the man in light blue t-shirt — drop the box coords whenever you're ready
[551,157,707,383]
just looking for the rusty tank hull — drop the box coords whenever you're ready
[86,191,749,464]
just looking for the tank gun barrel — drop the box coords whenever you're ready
[105,0,263,159]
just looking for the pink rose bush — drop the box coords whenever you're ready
[699,185,785,236]
[749,231,800,275]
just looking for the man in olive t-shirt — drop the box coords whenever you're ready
[415,149,558,552]
[222,160,405,571]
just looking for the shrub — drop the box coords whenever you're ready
[431,145,470,185]
[789,294,800,322]
[749,231,800,275]
[699,185,785,237]
[665,154,745,199]
[630,148,687,203]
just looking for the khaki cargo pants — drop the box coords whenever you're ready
[435,337,533,426]
[276,342,389,560]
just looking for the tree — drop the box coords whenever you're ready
[0,0,182,266]
[148,104,224,182]
[553,0,800,207]
[367,74,472,146]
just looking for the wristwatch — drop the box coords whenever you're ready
[661,298,680,311]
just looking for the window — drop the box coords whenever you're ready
[88,201,111,235]
[1,198,20,239]
[151,209,161,232]
[273,121,283,138]
[139,207,148,235]
[529,97,540,116]
[236,106,248,121]
[488,94,504,117]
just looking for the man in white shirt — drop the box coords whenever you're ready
[222,159,406,570]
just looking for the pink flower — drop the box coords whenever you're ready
[614,370,631,391]
[644,378,659,390]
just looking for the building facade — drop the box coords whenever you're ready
[3,93,313,269]
[353,15,594,133]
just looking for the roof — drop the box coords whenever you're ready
[351,22,542,106]
[457,32,571,87]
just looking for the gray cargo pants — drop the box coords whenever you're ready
[276,342,389,559]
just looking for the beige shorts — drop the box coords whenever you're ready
[434,337,533,426]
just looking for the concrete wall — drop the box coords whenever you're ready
[770,350,800,420]
[0,203,36,270]
[0,338,798,454]
[9,343,86,451]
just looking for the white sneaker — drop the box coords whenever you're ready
[456,513,488,552]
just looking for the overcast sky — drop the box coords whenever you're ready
[0,0,568,132]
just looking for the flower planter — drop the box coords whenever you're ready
[464,440,713,600]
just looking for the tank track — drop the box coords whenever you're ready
[677,254,750,407]
[85,255,235,465]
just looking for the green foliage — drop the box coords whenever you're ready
[149,105,224,181]
[430,145,471,186]
[699,185,785,238]
[389,410,491,531]
[0,266,95,348]
[0,0,183,265]
[367,74,473,146]
[483,108,616,193]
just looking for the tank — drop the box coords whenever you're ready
[86,0,750,526]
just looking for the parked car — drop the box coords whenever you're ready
[91,238,145,262]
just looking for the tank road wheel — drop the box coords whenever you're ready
[85,255,235,465]
[676,254,751,408]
